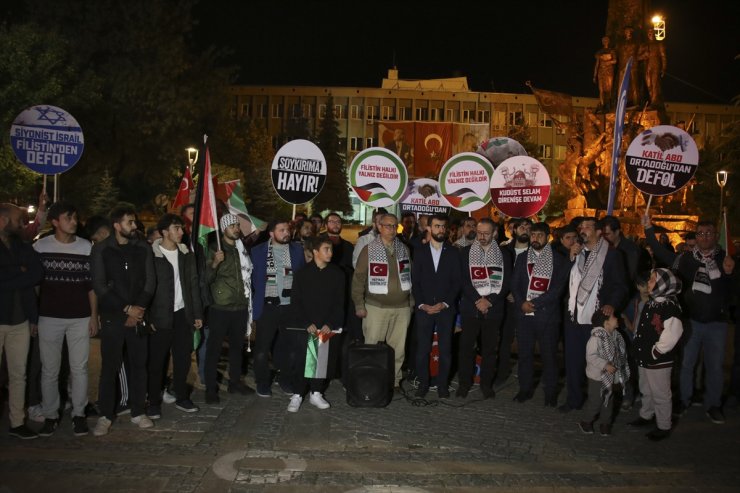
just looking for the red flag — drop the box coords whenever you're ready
[197,146,219,250]
[172,167,194,210]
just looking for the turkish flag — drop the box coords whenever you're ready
[370,263,388,276]
[172,167,194,210]
[529,276,550,291]
[470,266,487,280]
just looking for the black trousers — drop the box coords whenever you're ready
[517,316,559,398]
[253,304,287,386]
[147,309,193,404]
[458,314,503,391]
[281,327,324,396]
[98,317,148,419]
[496,302,517,383]
[205,307,248,394]
[414,309,456,390]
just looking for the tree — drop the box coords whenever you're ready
[312,96,351,214]
[88,168,120,216]
[241,119,289,220]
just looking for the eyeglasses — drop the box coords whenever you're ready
[380,223,397,229]
[696,232,714,238]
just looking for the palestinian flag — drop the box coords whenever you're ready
[218,179,266,231]
[353,182,391,203]
[305,330,341,379]
[197,146,218,250]
[719,210,735,256]
[487,266,503,282]
[443,187,484,209]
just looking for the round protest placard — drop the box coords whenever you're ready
[490,156,551,217]
[10,105,84,174]
[349,148,408,207]
[625,125,699,196]
[399,178,451,217]
[437,152,494,212]
[271,139,327,205]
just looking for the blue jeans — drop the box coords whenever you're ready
[680,320,727,409]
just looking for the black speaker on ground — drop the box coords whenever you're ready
[346,342,394,407]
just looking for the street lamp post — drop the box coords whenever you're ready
[652,15,666,40]
[186,147,199,173]
[716,170,728,214]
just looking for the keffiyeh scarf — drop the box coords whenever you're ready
[368,237,411,294]
[568,237,608,324]
[469,240,504,296]
[265,241,293,300]
[525,243,554,301]
[592,327,630,404]
[690,246,720,294]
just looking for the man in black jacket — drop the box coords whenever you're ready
[146,214,203,419]
[411,214,461,398]
[1,203,43,440]
[511,222,569,406]
[457,218,513,399]
[91,204,155,436]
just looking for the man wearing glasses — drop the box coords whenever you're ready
[352,214,413,387]
[643,215,735,424]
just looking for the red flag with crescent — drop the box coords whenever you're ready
[470,266,487,280]
[529,276,550,292]
[172,167,194,210]
[370,263,388,277]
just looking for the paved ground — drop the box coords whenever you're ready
[1,334,739,493]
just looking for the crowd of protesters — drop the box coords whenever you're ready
[1,194,737,442]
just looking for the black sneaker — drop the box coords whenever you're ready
[38,418,59,437]
[175,399,200,413]
[646,428,671,441]
[146,404,162,420]
[513,391,533,403]
[72,416,89,436]
[9,424,38,440]
[599,423,612,436]
[706,406,725,424]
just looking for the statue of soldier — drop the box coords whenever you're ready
[616,27,640,106]
[639,29,667,107]
[593,36,618,112]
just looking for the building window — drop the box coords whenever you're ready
[241,104,250,118]
[508,111,523,126]
[477,110,490,123]
[538,144,552,159]
[539,115,553,128]
[302,104,313,119]
[381,105,393,120]
[527,112,538,127]
[446,108,455,122]
[291,104,301,118]
[415,107,428,121]
[258,104,267,118]
[398,107,410,120]
[350,137,363,151]
[319,104,327,118]
[366,106,376,122]
[492,111,506,129]
[366,137,375,148]
[431,108,441,121]
[555,145,567,160]
[462,109,473,123]
[271,103,283,118]
[350,105,360,119]
[334,104,344,119]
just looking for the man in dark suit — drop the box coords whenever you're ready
[511,222,569,406]
[457,218,513,399]
[411,214,461,398]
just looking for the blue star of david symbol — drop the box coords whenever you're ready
[36,106,67,125]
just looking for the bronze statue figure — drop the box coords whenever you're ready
[616,27,640,106]
[593,36,617,111]
[639,29,667,107]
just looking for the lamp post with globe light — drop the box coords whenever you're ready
[186,147,199,174]
[717,170,728,215]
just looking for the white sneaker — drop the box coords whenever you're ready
[131,414,154,429]
[287,394,303,413]
[309,392,330,410]
[93,417,112,437]
[162,390,176,405]
[27,404,45,423]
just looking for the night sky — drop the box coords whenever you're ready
[195,0,739,104]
